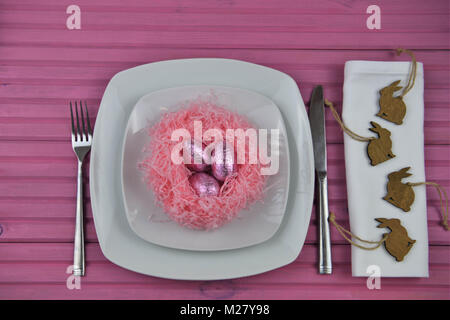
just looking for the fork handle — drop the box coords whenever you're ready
[73,160,85,276]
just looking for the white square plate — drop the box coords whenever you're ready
[122,85,290,251]
[90,58,314,280]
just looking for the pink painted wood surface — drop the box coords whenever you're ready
[0,0,449,300]
[0,244,449,299]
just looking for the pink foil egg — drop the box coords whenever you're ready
[189,173,220,197]
[211,142,238,182]
[183,139,210,172]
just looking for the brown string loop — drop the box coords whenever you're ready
[406,181,449,231]
[395,48,417,97]
[329,212,388,250]
[324,99,374,142]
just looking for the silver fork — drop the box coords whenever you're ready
[70,101,92,276]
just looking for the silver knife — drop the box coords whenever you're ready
[309,85,332,274]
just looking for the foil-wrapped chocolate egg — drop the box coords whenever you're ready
[183,139,210,172]
[211,142,237,181]
[189,173,220,197]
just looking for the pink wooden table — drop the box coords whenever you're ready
[0,0,449,299]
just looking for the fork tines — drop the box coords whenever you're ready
[70,101,92,142]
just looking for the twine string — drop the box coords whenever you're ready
[396,48,417,98]
[329,212,388,250]
[407,181,449,231]
[324,99,374,142]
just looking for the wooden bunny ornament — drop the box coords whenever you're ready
[367,121,395,166]
[383,167,415,212]
[377,80,407,125]
[375,218,416,261]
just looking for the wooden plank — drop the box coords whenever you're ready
[2,64,449,88]
[0,243,448,299]
[0,144,447,179]
[1,141,447,163]
[0,98,447,121]
[0,177,447,202]
[0,282,448,300]
[3,1,449,49]
[0,0,448,15]
[2,257,450,288]
[0,195,446,225]
[0,97,447,144]
[0,243,448,282]
[0,197,447,227]
[1,29,448,50]
[0,119,447,143]
[1,10,448,33]
[1,242,447,264]
[0,47,448,66]
[0,216,448,244]
[0,218,97,243]
[0,82,446,102]
[0,156,447,188]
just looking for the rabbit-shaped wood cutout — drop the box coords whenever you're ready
[367,121,395,166]
[383,167,415,212]
[375,218,416,262]
[377,80,407,125]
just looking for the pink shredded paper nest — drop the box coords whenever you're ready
[140,100,266,230]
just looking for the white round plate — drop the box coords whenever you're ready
[121,86,290,251]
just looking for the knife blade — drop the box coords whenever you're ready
[309,85,333,274]
[309,85,327,173]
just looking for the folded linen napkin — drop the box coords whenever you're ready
[342,60,428,277]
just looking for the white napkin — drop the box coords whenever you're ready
[342,60,428,277]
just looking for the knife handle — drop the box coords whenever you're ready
[318,172,332,274]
